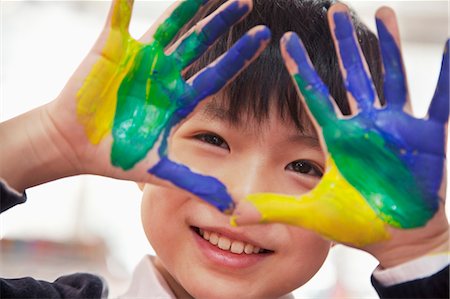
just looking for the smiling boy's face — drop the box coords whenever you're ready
[141,96,331,298]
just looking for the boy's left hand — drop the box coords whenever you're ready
[233,4,449,267]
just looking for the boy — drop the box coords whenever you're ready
[1,0,448,298]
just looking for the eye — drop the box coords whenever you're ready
[286,160,323,177]
[195,133,229,150]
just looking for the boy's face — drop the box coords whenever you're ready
[141,96,331,299]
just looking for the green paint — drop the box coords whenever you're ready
[154,0,205,47]
[293,75,433,228]
[111,42,188,169]
[293,74,337,126]
[171,29,210,69]
[325,123,432,228]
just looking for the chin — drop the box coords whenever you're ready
[183,275,289,299]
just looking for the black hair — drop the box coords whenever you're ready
[174,0,383,131]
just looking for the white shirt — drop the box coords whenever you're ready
[120,256,177,299]
[120,255,294,299]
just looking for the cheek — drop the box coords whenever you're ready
[140,185,190,260]
[281,227,331,287]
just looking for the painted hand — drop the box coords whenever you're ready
[233,5,449,246]
[51,0,270,212]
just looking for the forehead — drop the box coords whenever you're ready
[192,96,317,137]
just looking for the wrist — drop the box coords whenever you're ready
[0,104,80,192]
[372,222,449,269]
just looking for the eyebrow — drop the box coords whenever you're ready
[286,134,321,149]
[200,102,232,122]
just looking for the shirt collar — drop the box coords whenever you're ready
[120,255,295,299]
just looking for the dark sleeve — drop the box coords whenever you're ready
[1,180,27,213]
[0,182,109,298]
[371,266,449,299]
[0,273,108,299]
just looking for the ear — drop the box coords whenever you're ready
[136,182,146,191]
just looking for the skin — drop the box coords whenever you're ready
[233,4,449,267]
[141,97,331,299]
[2,1,447,296]
[0,0,270,206]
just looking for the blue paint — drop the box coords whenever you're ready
[373,110,443,211]
[333,12,376,112]
[147,27,270,211]
[428,40,450,123]
[149,157,234,212]
[160,26,271,156]
[190,26,271,100]
[372,37,448,206]
[283,33,337,126]
[171,1,251,69]
[283,18,446,224]
[376,19,408,109]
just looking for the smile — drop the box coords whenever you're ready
[192,226,272,255]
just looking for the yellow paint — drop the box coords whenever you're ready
[76,0,141,144]
[243,157,390,246]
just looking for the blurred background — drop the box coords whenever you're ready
[1,0,448,298]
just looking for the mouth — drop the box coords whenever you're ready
[191,226,273,255]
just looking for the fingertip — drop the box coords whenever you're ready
[375,6,396,21]
[281,31,301,51]
[280,32,305,76]
[328,4,353,40]
[327,2,350,21]
[249,25,271,41]
[238,0,253,12]
[242,25,271,57]
[375,6,399,38]
[280,32,294,62]
[280,31,292,45]
[109,0,134,31]
[231,200,263,226]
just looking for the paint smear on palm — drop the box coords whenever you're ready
[237,29,437,245]
[76,0,208,169]
[75,0,264,213]
[242,157,389,246]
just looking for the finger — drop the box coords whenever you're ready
[153,0,207,48]
[280,32,339,127]
[328,4,378,114]
[169,0,252,70]
[139,2,183,43]
[376,7,412,113]
[232,187,389,246]
[106,0,134,32]
[148,157,234,213]
[185,26,271,105]
[427,40,450,123]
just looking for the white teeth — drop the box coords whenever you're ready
[244,244,254,254]
[230,241,244,254]
[209,233,219,245]
[218,237,231,250]
[197,228,269,255]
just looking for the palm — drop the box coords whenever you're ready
[48,0,270,212]
[236,6,448,246]
[322,106,443,229]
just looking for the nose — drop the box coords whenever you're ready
[221,156,276,205]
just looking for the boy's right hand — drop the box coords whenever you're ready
[0,0,270,212]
